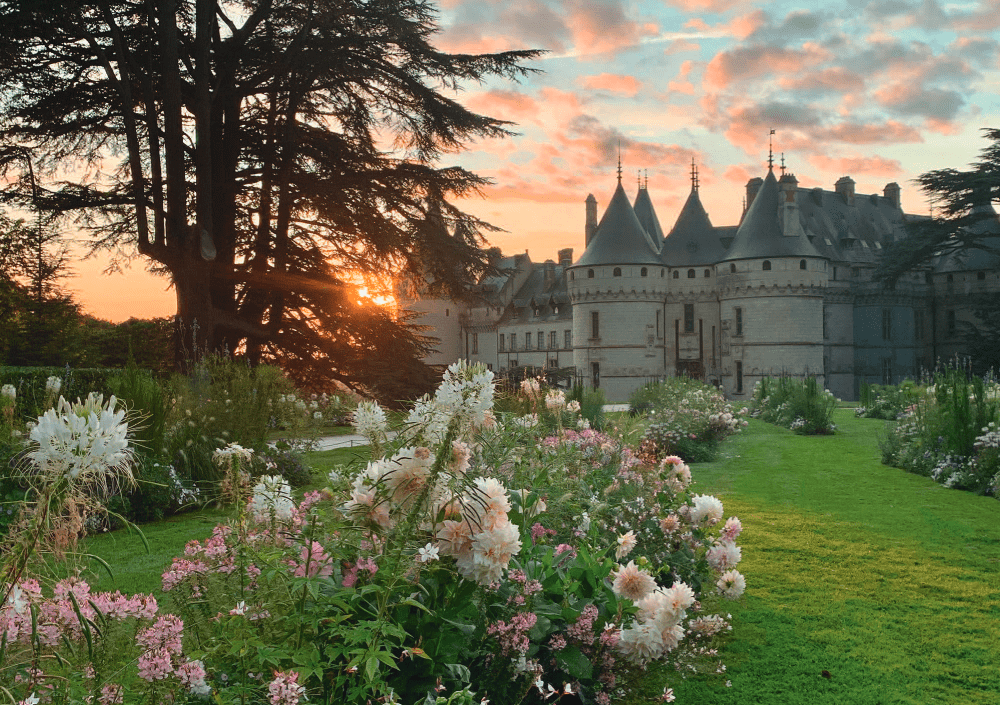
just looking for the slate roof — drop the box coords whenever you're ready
[660,187,729,266]
[507,261,573,323]
[722,170,824,261]
[632,187,664,253]
[574,181,662,267]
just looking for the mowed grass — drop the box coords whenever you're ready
[664,409,1000,705]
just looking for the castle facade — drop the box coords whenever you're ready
[406,164,1000,402]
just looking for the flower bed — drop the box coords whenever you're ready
[1,363,746,703]
[748,376,837,435]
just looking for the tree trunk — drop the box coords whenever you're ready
[172,254,216,369]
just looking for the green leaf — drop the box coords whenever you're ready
[555,645,593,680]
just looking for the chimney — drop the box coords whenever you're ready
[585,194,598,246]
[544,260,556,288]
[558,248,574,266]
[779,173,803,237]
[835,176,855,206]
[745,177,763,211]
[883,182,901,210]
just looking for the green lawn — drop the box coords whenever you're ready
[77,412,1000,704]
[663,409,1000,705]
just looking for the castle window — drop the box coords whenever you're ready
[537,330,544,350]
[510,333,517,351]
[800,259,807,270]
[592,362,600,388]
[684,303,694,332]
[660,269,665,277]
[472,333,479,354]
[882,358,892,385]
[704,269,711,278]
[570,271,574,280]
[736,361,744,394]
[979,271,987,281]
[499,335,505,352]
[673,270,679,279]
[882,309,892,341]
[763,260,772,271]
[613,267,622,277]
[730,263,736,273]
[588,269,595,279]
[565,329,572,349]
[446,308,450,316]
[549,330,557,348]
[525,332,532,349]
[591,311,600,339]
[947,309,956,334]
[687,269,695,278]
[641,267,648,277]
[735,307,743,337]
[656,310,661,339]
[833,267,837,280]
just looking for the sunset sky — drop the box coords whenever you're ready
[70,0,1000,321]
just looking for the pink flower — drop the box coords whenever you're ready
[268,670,306,705]
[99,684,124,705]
[615,531,637,559]
[137,647,174,681]
[293,542,333,578]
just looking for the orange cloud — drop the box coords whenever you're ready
[665,39,700,55]
[579,73,643,96]
[465,90,541,123]
[666,0,746,12]
[819,121,922,145]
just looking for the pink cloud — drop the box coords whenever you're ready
[778,67,865,94]
[723,164,757,185]
[808,154,904,178]
[703,43,831,91]
[666,0,747,12]
[818,121,922,145]
[579,73,643,96]
[874,82,964,121]
[684,11,765,39]
[665,39,700,55]
[566,0,659,57]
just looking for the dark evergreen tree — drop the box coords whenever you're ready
[0,0,538,399]
[876,127,1000,284]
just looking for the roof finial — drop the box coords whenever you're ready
[617,140,622,183]
[690,157,699,192]
[638,170,642,190]
[644,169,648,189]
[768,129,775,171]
[780,152,786,176]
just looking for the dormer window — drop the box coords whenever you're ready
[687,269,695,278]
[800,259,807,270]
[641,267,648,277]
[730,263,736,273]
[704,269,710,278]
[613,267,622,277]
[763,260,772,271]
[588,269,595,279]
[673,270,679,279]
[978,271,986,281]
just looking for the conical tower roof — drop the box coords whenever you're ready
[660,187,726,266]
[633,188,664,253]
[722,169,822,261]
[574,181,662,267]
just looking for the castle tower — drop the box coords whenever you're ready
[568,179,665,400]
[718,168,828,397]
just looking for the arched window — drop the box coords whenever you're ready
[687,269,695,278]
[660,269,665,277]
[799,259,807,270]
[763,260,772,271]
[588,269,595,279]
[613,267,622,277]
[730,263,736,273]
[673,270,679,279]
[570,271,575,280]
[704,269,711,278]
[641,267,648,277]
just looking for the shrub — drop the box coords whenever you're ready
[750,376,837,435]
[258,447,313,488]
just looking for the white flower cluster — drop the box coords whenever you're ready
[1,384,15,400]
[405,361,495,446]
[45,376,62,396]
[27,394,132,485]
[248,475,295,523]
[618,581,696,663]
[212,443,254,469]
[544,389,565,411]
[352,400,388,444]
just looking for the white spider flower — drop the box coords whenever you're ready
[352,400,388,443]
[248,475,295,523]
[27,394,133,491]
[1,384,15,400]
